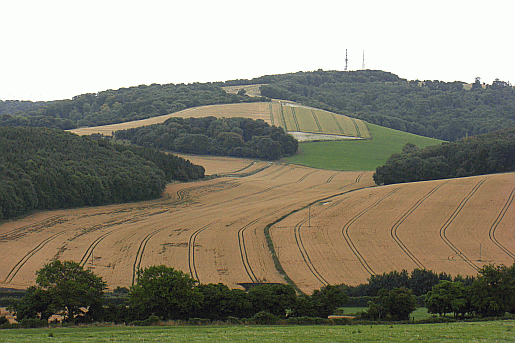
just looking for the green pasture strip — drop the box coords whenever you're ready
[282,123,443,171]
[1,321,513,342]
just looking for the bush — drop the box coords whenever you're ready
[18,318,48,328]
[286,316,328,325]
[0,316,8,325]
[130,315,161,326]
[252,311,279,325]
[188,318,211,325]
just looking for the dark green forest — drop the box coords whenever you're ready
[114,116,299,160]
[0,128,204,220]
[0,83,268,129]
[3,70,514,143]
[373,126,515,185]
[256,70,515,141]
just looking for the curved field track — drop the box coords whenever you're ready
[0,159,374,290]
[270,173,515,293]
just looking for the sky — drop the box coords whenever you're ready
[1,0,513,101]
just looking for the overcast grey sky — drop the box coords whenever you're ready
[1,0,513,101]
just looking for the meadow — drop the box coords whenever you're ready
[1,320,514,342]
[282,123,443,171]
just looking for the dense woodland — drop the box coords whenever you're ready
[0,83,268,129]
[114,116,299,160]
[2,70,514,143]
[373,126,515,185]
[0,128,204,220]
[256,70,515,141]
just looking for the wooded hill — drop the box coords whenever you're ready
[2,70,514,142]
[0,128,205,220]
[114,116,299,160]
[373,126,515,185]
[254,70,515,142]
[0,83,268,130]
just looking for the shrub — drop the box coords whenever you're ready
[252,311,279,325]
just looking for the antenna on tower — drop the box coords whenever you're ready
[362,50,365,70]
[344,49,348,71]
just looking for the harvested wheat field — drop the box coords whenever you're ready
[270,172,515,293]
[0,159,374,290]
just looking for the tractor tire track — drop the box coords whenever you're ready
[188,221,219,282]
[488,184,515,259]
[330,113,345,135]
[439,178,488,271]
[390,182,449,270]
[3,229,72,283]
[132,227,168,285]
[341,188,400,276]
[292,198,348,286]
[311,110,322,132]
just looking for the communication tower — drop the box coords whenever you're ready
[344,49,348,71]
[362,50,365,70]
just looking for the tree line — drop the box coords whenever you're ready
[0,82,269,129]
[0,128,204,220]
[255,69,515,141]
[8,262,348,325]
[373,126,515,185]
[114,116,299,160]
[5,261,515,326]
[4,70,514,143]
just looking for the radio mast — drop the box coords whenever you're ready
[362,50,365,70]
[345,49,348,71]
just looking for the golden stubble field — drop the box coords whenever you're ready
[0,155,513,294]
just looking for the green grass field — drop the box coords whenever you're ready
[1,320,513,342]
[282,123,443,171]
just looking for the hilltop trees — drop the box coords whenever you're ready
[115,117,298,160]
[0,83,269,129]
[258,70,515,141]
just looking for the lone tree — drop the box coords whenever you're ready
[11,260,106,322]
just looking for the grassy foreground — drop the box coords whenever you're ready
[1,320,514,342]
[283,123,443,171]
